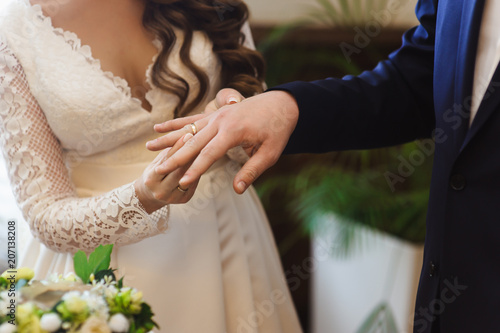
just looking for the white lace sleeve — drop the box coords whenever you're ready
[0,42,168,254]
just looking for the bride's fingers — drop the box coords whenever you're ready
[163,167,200,204]
[155,148,200,204]
[166,133,193,159]
[151,147,171,164]
[148,165,195,204]
[147,116,210,151]
[146,134,189,183]
[203,99,219,115]
[214,88,244,109]
[155,122,219,176]
[153,113,206,133]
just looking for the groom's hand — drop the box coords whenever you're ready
[146,89,299,194]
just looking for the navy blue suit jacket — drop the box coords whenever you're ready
[275,0,500,332]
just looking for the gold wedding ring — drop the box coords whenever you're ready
[177,185,189,193]
[190,123,198,135]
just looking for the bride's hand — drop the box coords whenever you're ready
[204,88,243,114]
[134,133,199,214]
[136,89,243,213]
[146,89,245,151]
[146,88,299,195]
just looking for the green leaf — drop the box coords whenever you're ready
[0,277,7,290]
[51,300,64,312]
[128,322,136,333]
[94,269,116,283]
[356,302,399,333]
[73,244,114,283]
[88,244,113,274]
[133,303,159,332]
[73,250,92,283]
[117,277,124,289]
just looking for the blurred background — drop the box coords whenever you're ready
[0,0,432,332]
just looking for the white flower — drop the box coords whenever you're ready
[47,273,62,283]
[40,313,62,332]
[81,291,109,320]
[108,313,130,333]
[63,272,79,282]
[104,285,118,299]
[119,287,130,294]
[0,323,16,333]
[80,316,111,333]
[0,267,35,282]
[130,290,143,304]
[0,291,10,316]
[62,291,87,314]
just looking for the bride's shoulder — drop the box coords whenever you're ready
[0,0,37,32]
[0,0,48,58]
[27,0,80,23]
[0,0,77,28]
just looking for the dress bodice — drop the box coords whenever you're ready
[0,0,226,253]
[1,0,221,162]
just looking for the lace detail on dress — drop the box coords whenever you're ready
[27,3,158,110]
[0,42,168,253]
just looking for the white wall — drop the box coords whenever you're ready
[245,0,419,28]
[311,218,424,333]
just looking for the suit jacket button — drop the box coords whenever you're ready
[450,174,466,191]
[429,262,436,277]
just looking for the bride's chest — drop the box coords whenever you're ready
[25,29,171,155]
[3,2,221,156]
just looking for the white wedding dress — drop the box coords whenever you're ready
[0,1,302,332]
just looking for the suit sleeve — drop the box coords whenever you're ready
[272,0,438,154]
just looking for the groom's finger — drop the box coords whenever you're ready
[233,143,280,194]
[177,134,239,188]
[151,133,192,175]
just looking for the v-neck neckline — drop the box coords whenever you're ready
[26,0,160,113]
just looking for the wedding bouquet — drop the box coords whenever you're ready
[0,245,158,333]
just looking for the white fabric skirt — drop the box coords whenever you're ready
[14,157,302,333]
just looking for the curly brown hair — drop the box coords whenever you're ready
[143,0,266,118]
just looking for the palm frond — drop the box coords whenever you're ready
[356,302,399,333]
[256,141,432,257]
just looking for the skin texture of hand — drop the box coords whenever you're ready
[135,133,199,213]
[146,89,300,194]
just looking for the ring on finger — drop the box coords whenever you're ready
[177,185,189,193]
[190,123,198,135]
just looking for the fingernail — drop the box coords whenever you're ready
[183,133,193,143]
[179,175,190,185]
[228,97,239,105]
[236,181,247,193]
